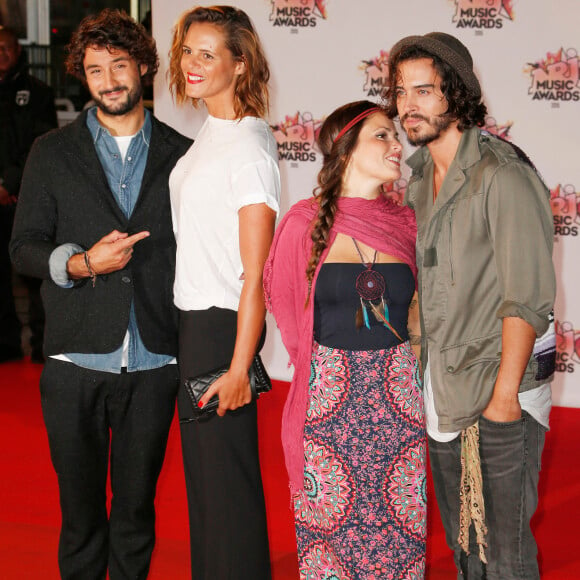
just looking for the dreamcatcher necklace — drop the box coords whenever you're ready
[352,238,403,341]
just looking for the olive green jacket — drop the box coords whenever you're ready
[405,127,555,432]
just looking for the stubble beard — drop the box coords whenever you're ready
[403,113,453,147]
[94,82,143,116]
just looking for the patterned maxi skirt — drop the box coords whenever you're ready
[293,341,426,580]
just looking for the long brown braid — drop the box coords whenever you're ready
[305,100,385,304]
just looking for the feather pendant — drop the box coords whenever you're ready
[355,303,365,329]
[368,300,403,342]
[362,300,371,329]
[369,298,388,324]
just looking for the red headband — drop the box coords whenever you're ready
[333,107,381,143]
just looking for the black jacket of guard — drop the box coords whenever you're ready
[0,53,58,197]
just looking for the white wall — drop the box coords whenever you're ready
[152,0,580,406]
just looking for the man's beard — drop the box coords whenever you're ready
[402,113,453,147]
[93,82,143,116]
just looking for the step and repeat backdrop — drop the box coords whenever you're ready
[152,0,579,406]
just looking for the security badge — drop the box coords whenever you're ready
[15,90,30,106]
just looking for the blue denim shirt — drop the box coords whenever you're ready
[48,107,175,373]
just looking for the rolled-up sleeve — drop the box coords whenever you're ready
[49,243,84,288]
[232,157,281,216]
[486,161,556,336]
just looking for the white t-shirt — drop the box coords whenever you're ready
[170,115,280,312]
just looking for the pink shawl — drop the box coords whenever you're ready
[263,194,417,492]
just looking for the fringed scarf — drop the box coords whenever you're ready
[264,194,417,492]
[459,422,489,563]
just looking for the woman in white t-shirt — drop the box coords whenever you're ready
[168,7,280,579]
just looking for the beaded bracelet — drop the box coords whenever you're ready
[84,251,97,287]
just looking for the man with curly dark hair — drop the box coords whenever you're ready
[65,8,159,94]
[10,9,191,579]
[386,32,555,579]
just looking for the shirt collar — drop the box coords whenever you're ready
[406,126,483,175]
[86,106,152,147]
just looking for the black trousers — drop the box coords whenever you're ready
[40,358,179,580]
[178,308,271,580]
[22,274,45,357]
[0,206,21,352]
[0,204,44,357]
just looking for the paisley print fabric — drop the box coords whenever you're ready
[306,347,350,423]
[294,341,426,580]
[294,439,353,531]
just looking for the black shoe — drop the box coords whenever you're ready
[30,348,45,364]
[0,346,24,363]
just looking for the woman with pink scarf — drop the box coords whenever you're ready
[264,100,427,578]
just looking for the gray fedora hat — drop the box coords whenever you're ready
[389,32,481,97]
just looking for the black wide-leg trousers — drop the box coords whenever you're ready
[178,308,271,580]
[40,359,179,580]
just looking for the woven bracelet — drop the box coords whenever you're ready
[84,251,97,288]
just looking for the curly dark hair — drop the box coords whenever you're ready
[65,9,158,86]
[168,5,270,119]
[305,100,383,301]
[384,46,487,131]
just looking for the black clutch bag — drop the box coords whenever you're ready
[184,354,272,418]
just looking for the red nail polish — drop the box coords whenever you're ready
[198,401,204,408]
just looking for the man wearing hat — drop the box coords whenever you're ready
[386,32,555,579]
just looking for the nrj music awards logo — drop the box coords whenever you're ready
[483,116,512,139]
[451,0,514,29]
[550,184,579,237]
[360,50,389,98]
[556,321,580,373]
[525,48,580,102]
[271,112,323,163]
[269,0,327,28]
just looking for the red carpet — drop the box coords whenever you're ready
[1,358,579,579]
